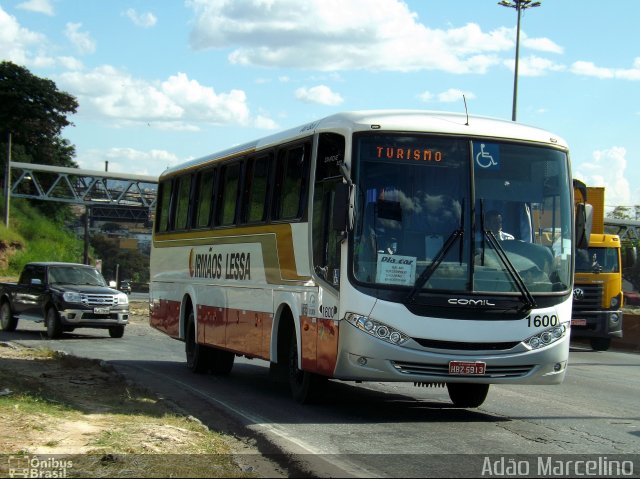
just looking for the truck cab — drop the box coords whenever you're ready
[571,233,623,350]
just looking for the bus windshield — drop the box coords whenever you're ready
[351,133,573,296]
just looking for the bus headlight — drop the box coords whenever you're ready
[524,323,568,350]
[345,313,409,346]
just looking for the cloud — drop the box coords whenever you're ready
[185,0,557,74]
[419,88,475,103]
[16,0,54,16]
[294,85,343,105]
[574,147,631,207]
[56,66,273,129]
[505,55,566,77]
[570,58,640,80]
[76,147,184,176]
[65,22,96,55]
[124,8,157,28]
[0,6,47,64]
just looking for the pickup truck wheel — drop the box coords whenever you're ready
[0,302,18,332]
[590,337,611,351]
[46,308,63,339]
[108,325,125,338]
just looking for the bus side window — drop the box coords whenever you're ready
[216,162,242,226]
[273,142,310,220]
[243,154,271,224]
[174,174,193,231]
[156,179,173,233]
[195,168,216,228]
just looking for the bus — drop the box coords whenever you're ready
[150,110,584,408]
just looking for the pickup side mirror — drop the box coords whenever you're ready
[30,278,42,286]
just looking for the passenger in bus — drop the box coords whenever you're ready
[485,210,514,240]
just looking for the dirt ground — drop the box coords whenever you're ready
[0,301,287,478]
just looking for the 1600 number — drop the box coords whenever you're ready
[527,314,558,328]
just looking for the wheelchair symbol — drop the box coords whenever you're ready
[475,143,498,168]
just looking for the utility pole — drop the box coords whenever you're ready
[498,0,541,121]
[3,133,11,227]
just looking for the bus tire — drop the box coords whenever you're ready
[46,307,63,339]
[590,337,611,351]
[0,302,18,332]
[446,383,489,408]
[288,334,325,404]
[211,349,234,375]
[185,313,209,374]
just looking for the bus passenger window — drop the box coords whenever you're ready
[195,169,216,228]
[156,180,172,232]
[274,145,308,220]
[246,156,270,223]
[174,175,192,231]
[218,163,241,226]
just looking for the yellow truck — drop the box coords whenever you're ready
[571,186,623,351]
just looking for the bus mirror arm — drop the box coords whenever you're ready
[338,162,352,186]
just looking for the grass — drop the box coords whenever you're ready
[0,345,257,478]
[0,198,85,276]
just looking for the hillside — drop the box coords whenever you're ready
[0,199,85,276]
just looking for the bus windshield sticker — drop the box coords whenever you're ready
[473,142,500,171]
[375,254,417,286]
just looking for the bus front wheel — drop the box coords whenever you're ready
[288,335,325,404]
[446,383,489,408]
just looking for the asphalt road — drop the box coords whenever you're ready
[3,306,639,478]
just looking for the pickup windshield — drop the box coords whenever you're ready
[351,133,573,296]
[48,266,107,287]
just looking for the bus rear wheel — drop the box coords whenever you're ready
[288,335,325,404]
[210,349,235,375]
[446,383,489,408]
[185,313,209,373]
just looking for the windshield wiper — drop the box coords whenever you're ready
[484,231,537,310]
[405,229,463,303]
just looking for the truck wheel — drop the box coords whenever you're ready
[185,313,209,373]
[108,325,125,338]
[46,308,63,339]
[590,337,611,351]
[0,302,18,332]
[446,383,490,408]
[288,334,326,404]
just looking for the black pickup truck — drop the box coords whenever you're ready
[0,262,129,338]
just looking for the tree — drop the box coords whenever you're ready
[1,61,79,217]
[0,61,78,170]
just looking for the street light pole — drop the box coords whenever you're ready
[498,0,541,122]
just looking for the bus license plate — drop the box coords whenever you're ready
[571,319,587,326]
[94,307,110,314]
[449,361,486,375]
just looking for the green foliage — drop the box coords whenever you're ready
[0,61,78,169]
[0,199,84,275]
[90,234,150,283]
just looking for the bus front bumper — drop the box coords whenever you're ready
[332,321,569,385]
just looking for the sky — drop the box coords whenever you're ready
[1,0,639,211]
